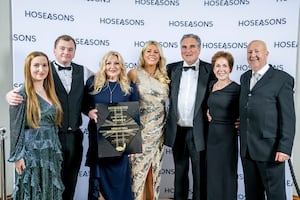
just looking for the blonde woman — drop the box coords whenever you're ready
[128,41,170,200]
[9,51,64,200]
[83,51,139,200]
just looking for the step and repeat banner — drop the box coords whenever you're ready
[11,0,299,199]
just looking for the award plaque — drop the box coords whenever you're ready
[95,101,142,158]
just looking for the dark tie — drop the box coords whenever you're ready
[183,66,196,71]
[56,62,72,71]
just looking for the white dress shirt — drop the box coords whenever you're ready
[53,61,73,93]
[177,60,199,127]
[53,61,92,93]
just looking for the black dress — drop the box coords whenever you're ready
[206,81,240,200]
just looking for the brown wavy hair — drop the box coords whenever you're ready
[211,51,234,72]
[24,51,63,128]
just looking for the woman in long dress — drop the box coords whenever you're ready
[128,41,170,200]
[9,51,64,200]
[206,51,240,200]
[83,51,139,200]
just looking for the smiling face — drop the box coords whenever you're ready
[53,39,76,66]
[30,55,49,83]
[247,40,269,72]
[213,57,231,81]
[105,55,121,81]
[143,44,160,67]
[180,37,201,65]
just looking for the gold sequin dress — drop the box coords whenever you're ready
[130,67,169,200]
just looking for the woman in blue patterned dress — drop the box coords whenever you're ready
[9,51,64,200]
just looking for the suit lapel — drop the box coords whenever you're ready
[69,63,80,93]
[170,63,183,118]
[194,61,209,116]
[252,66,274,91]
[51,62,69,94]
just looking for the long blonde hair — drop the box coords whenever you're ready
[138,40,170,85]
[24,51,63,128]
[93,51,131,95]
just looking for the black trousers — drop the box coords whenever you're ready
[241,152,286,200]
[59,129,83,200]
[172,126,206,200]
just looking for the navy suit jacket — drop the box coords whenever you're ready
[164,59,214,152]
[239,65,295,161]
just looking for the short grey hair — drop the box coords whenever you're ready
[180,34,201,48]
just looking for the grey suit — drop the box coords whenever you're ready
[164,60,214,200]
[239,65,295,200]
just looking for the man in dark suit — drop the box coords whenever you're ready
[6,35,90,200]
[51,35,87,200]
[239,40,295,200]
[164,34,215,200]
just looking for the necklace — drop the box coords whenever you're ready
[35,89,45,94]
[144,66,156,77]
[35,87,46,95]
[108,82,118,103]
[213,80,232,91]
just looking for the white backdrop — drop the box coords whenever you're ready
[10,0,299,199]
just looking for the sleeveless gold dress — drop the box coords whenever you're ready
[130,67,169,200]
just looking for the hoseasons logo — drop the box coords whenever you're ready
[13,34,37,42]
[24,10,75,22]
[203,0,250,6]
[135,0,180,6]
[238,18,286,27]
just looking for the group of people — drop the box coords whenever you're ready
[6,33,295,200]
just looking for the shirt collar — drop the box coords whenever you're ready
[183,60,199,70]
[253,64,269,76]
[53,61,72,71]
